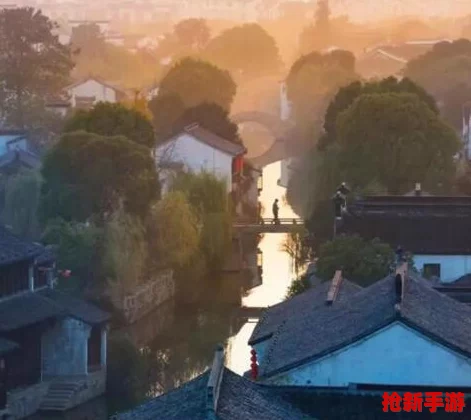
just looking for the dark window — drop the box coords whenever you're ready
[0,262,29,298]
[34,266,49,289]
[423,263,441,279]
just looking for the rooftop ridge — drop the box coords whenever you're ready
[326,270,343,305]
[206,345,225,418]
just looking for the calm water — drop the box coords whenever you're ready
[30,161,300,419]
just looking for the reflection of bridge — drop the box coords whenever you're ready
[232,111,304,168]
[233,218,305,234]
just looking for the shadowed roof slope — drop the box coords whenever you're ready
[0,225,44,266]
[113,368,314,420]
[249,279,362,345]
[261,272,471,377]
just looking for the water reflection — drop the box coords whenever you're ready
[42,161,299,419]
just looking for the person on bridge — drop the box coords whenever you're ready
[272,199,279,224]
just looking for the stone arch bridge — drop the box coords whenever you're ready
[232,111,303,168]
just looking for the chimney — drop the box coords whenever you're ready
[414,183,421,196]
[326,270,343,305]
[206,345,224,418]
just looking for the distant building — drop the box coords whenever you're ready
[0,226,109,419]
[65,76,127,109]
[356,39,452,79]
[337,186,471,283]
[0,130,40,175]
[154,123,247,195]
[251,265,471,390]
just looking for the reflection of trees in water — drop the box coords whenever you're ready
[281,231,309,276]
[145,304,245,395]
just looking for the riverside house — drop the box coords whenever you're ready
[0,226,109,419]
[154,123,247,195]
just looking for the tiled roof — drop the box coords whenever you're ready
[339,195,471,255]
[249,278,362,345]
[0,225,44,266]
[0,337,18,354]
[260,272,471,378]
[38,288,110,325]
[0,288,109,331]
[0,149,41,170]
[113,368,314,420]
[0,291,65,331]
[162,124,247,157]
[65,76,126,95]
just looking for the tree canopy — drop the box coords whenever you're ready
[0,7,73,126]
[204,23,281,79]
[315,235,395,287]
[321,77,438,149]
[286,50,358,145]
[404,39,471,131]
[174,102,241,143]
[336,92,460,193]
[159,57,236,111]
[148,92,186,142]
[174,19,210,51]
[147,191,200,268]
[40,131,160,223]
[64,102,156,148]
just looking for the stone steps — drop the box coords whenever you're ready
[39,381,81,412]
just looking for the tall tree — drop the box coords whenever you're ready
[159,57,236,111]
[0,8,73,126]
[40,131,160,223]
[404,39,471,132]
[148,92,186,142]
[174,102,241,143]
[204,23,281,79]
[336,93,460,194]
[63,102,156,148]
[174,19,210,51]
[321,77,438,149]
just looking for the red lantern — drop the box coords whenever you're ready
[250,349,258,380]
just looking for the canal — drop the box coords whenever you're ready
[30,160,300,419]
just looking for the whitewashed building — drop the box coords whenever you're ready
[250,266,471,388]
[154,124,246,195]
[65,77,127,109]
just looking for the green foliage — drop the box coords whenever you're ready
[404,39,471,131]
[174,102,241,143]
[102,206,148,302]
[148,92,186,141]
[286,50,358,144]
[40,131,159,223]
[171,171,232,274]
[107,333,150,414]
[147,191,200,268]
[322,77,438,148]
[336,92,460,193]
[204,23,281,79]
[2,170,41,240]
[41,219,103,292]
[174,19,210,50]
[64,102,155,148]
[159,57,236,111]
[286,274,311,299]
[316,235,395,287]
[0,7,73,126]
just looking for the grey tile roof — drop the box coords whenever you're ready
[113,368,315,420]
[261,272,471,377]
[38,288,110,325]
[0,225,44,266]
[0,291,65,331]
[0,149,41,170]
[160,124,246,157]
[0,337,18,354]
[249,279,362,345]
[0,288,109,331]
